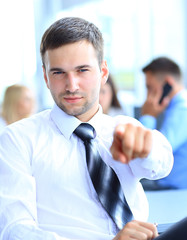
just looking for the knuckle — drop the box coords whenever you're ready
[141,146,149,156]
[145,129,152,138]
[126,123,134,129]
[146,229,154,239]
[124,140,133,150]
[133,143,142,153]
[126,220,136,228]
[140,233,148,240]
[136,125,144,133]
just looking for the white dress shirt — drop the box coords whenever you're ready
[0,104,173,240]
[0,117,6,133]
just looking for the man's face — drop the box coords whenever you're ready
[43,40,108,122]
[145,71,163,98]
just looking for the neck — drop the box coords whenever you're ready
[76,105,100,122]
[170,84,184,99]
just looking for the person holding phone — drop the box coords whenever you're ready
[139,57,187,190]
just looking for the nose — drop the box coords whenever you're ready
[65,73,79,92]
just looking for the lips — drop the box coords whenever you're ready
[64,96,83,103]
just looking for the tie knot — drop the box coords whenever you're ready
[74,123,96,142]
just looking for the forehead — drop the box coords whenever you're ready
[145,72,165,90]
[145,72,158,83]
[44,40,98,66]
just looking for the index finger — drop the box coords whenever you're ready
[110,124,128,163]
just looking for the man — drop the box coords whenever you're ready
[139,57,187,190]
[0,17,173,239]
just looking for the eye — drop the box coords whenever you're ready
[79,68,89,73]
[53,71,64,75]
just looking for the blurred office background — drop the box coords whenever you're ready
[0,0,186,114]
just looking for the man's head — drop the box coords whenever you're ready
[142,57,182,98]
[40,17,104,69]
[142,57,181,79]
[40,17,108,122]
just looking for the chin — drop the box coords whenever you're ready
[57,105,82,116]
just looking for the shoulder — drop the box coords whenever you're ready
[172,90,187,108]
[0,109,55,155]
[108,107,125,117]
[0,117,7,132]
[0,109,52,139]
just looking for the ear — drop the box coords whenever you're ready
[165,75,174,86]
[100,60,109,86]
[43,65,50,89]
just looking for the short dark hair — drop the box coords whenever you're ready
[40,17,104,68]
[142,57,181,79]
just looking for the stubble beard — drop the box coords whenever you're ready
[57,101,89,117]
[52,92,97,118]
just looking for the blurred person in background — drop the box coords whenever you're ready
[0,84,36,132]
[99,74,125,116]
[139,57,187,190]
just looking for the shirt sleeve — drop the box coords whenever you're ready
[139,115,157,129]
[159,107,187,151]
[0,128,69,240]
[3,223,69,240]
[111,115,173,180]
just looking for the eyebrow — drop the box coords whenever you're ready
[49,67,64,72]
[49,65,92,72]
[75,65,92,69]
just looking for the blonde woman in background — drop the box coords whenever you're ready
[0,84,36,132]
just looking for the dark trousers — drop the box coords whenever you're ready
[155,217,187,240]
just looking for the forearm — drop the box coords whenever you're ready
[160,109,187,151]
[2,221,69,240]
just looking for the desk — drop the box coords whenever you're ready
[145,189,187,224]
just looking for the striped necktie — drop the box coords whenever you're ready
[74,123,133,229]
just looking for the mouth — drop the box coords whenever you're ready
[63,96,83,104]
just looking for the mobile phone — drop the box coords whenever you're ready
[159,82,172,104]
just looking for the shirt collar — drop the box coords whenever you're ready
[50,104,103,140]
